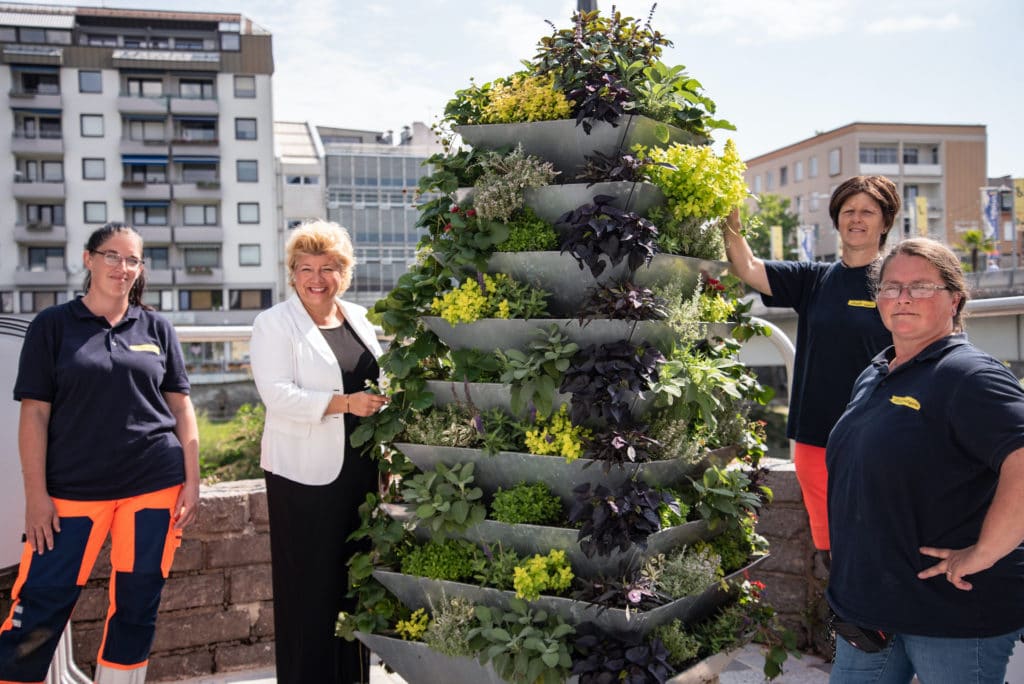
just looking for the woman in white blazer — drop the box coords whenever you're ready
[250,220,387,684]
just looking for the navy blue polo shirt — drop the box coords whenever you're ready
[826,335,1024,637]
[14,298,190,500]
[763,260,891,447]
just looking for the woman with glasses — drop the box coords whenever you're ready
[826,237,1024,683]
[1,222,199,683]
[250,220,387,684]
[723,175,899,554]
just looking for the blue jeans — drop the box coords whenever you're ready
[832,629,1022,683]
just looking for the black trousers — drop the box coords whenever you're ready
[264,450,377,684]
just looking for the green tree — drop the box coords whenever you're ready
[739,194,800,259]
[957,229,995,273]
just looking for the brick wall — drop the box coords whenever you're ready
[0,466,825,681]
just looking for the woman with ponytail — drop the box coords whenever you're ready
[1,222,199,684]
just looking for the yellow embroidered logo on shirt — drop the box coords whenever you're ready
[847,299,877,309]
[889,395,921,410]
[129,343,161,354]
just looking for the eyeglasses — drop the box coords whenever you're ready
[91,250,143,270]
[876,282,949,300]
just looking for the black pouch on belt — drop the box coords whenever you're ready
[831,617,891,653]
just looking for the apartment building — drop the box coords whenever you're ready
[743,122,987,260]
[0,3,277,323]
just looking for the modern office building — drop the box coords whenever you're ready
[743,122,987,260]
[0,3,277,323]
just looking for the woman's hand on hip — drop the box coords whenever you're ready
[918,544,995,591]
[24,491,60,554]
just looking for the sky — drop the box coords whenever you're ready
[43,0,1024,177]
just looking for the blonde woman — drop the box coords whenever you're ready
[250,220,387,684]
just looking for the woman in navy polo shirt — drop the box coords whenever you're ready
[0,223,199,683]
[827,238,1024,683]
[723,176,898,553]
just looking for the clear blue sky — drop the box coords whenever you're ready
[48,0,1024,177]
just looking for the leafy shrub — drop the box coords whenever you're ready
[473,146,558,223]
[513,549,575,600]
[558,195,659,277]
[494,206,559,252]
[574,149,652,185]
[431,272,549,324]
[581,425,661,470]
[468,600,575,684]
[638,139,748,222]
[395,608,429,641]
[479,72,572,123]
[198,403,265,483]
[423,597,476,657]
[498,324,578,417]
[578,280,668,322]
[523,404,591,461]
[561,339,664,425]
[471,542,521,590]
[446,348,504,382]
[570,481,680,558]
[572,623,674,684]
[656,546,723,599]
[491,482,564,525]
[399,404,478,447]
[649,207,726,259]
[400,538,478,582]
[696,514,766,573]
[653,619,702,669]
[401,462,487,535]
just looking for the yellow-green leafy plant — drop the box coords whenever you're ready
[480,72,572,123]
[638,139,748,222]
[395,608,430,641]
[513,549,575,601]
[430,272,549,325]
[523,404,591,461]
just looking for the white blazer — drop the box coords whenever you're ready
[250,295,384,485]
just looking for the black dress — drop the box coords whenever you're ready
[264,319,380,684]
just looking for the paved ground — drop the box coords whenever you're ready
[168,643,832,683]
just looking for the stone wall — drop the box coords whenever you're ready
[0,466,824,681]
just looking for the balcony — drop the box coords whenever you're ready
[174,226,223,243]
[144,267,174,285]
[169,97,218,116]
[859,162,900,176]
[8,90,61,110]
[13,222,66,245]
[120,139,169,156]
[903,163,942,177]
[175,266,223,284]
[15,264,67,287]
[11,132,62,155]
[171,137,218,151]
[135,226,172,243]
[173,181,221,200]
[121,181,171,201]
[12,179,65,200]
[116,94,168,115]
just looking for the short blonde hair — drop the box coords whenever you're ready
[285,220,356,293]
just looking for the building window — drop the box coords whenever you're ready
[126,118,166,142]
[236,160,258,182]
[235,118,257,140]
[752,175,762,194]
[28,247,64,270]
[126,164,167,183]
[220,32,240,51]
[779,166,788,186]
[144,247,170,269]
[174,37,204,50]
[129,205,168,225]
[179,79,214,99]
[20,291,59,313]
[234,75,256,98]
[18,160,63,182]
[286,175,319,185]
[176,119,217,142]
[179,289,223,311]
[180,163,218,183]
[80,114,103,137]
[84,201,107,223]
[859,146,898,164]
[125,77,163,97]
[15,113,61,139]
[828,148,841,176]
[794,161,803,182]
[238,244,261,266]
[903,148,919,164]
[809,156,819,178]
[765,171,774,190]
[141,290,171,311]
[26,203,64,226]
[230,289,270,310]
[78,70,101,93]
[183,204,218,225]
[237,202,260,223]
[0,291,12,314]
[183,248,219,268]
[82,158,105,180]
[15,70,59,95]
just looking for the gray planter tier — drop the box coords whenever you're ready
[632,253,729,294]
[373,556,766,641]
[393,443,738,507]
[407,514,717,579]
[455,115,706,177]
[523,181,665,224]
[354,632,510,684]
[483,251,629,317]
[421,379,650,420]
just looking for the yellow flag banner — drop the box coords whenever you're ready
[916,196,929,236]
[1015,179,1024,230]
[770,225,783,260]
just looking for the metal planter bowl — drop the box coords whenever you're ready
[421,316,636,352]
[354,632,509,684]
[633,253,729,293]
[455,115,706,177]
[373,556,766,641]
[423,380,570,417]
[393,443,737,507]
[524,181,665,224]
